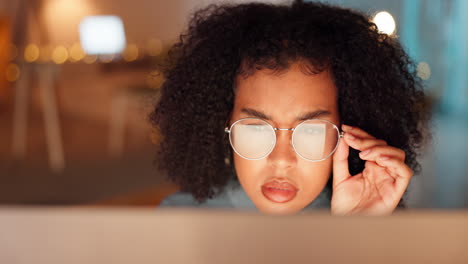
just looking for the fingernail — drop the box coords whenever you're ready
[342,124,353,131]
[360,149,371,157]
[346,133,355,140]
[379,156,390,161]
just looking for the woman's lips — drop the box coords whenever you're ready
[261,180,298,203]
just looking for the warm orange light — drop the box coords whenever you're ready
[24,44,40,62]
[52,46,69,64]
[123,44,139,62]
[69,43,85,62]
[42,0,96,49]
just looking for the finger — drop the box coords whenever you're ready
[363,159,410,207]
[375,156,413,188]
[344,132,387,151]
[341,124,376,139]
[332,136,351,187]
[358,145,406,162]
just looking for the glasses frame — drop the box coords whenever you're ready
[224,117,344,162]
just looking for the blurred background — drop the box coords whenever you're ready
[0,0,466,208]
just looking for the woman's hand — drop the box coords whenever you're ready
[331,124,413,216]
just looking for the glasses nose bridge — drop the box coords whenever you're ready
[274,127,294,131]
[273,127,295,147]
[273,127,295,137]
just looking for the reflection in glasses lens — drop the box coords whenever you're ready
[227,118,340,161]
[230,118,276,159]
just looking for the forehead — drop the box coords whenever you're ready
[233,63,338,124]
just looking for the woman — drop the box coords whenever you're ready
[150,0,430,215]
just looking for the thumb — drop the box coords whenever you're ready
[332,136,351,187]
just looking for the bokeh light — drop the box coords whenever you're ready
[373,11,396,35]
[69,43,86,62]
[79,16,126,55]
[122,43,139,62]
[52,46,69,64]
[417,62,431,80]
[24,44,40,62]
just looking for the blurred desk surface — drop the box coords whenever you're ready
[1,207,467,264]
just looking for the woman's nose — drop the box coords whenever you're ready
[267,130,297,169]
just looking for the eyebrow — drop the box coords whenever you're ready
[240,108,331,121]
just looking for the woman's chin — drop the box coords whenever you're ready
[255,200,304,215]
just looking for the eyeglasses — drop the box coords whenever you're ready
[225,118,344,161]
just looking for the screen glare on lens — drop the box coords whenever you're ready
[228,118,340,161]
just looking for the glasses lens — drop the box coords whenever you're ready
[292,120,339,161]
[230,118,275,159]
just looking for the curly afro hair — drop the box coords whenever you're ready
[150,1,430,207]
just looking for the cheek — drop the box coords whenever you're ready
[296,158,332,194]
[232,155,266,190]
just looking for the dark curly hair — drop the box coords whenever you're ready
[149,1,430,208]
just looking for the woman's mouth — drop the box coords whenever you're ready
[261,180,298,203]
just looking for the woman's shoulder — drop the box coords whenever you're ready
[159,191,235,208]
[158,192,201,207]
